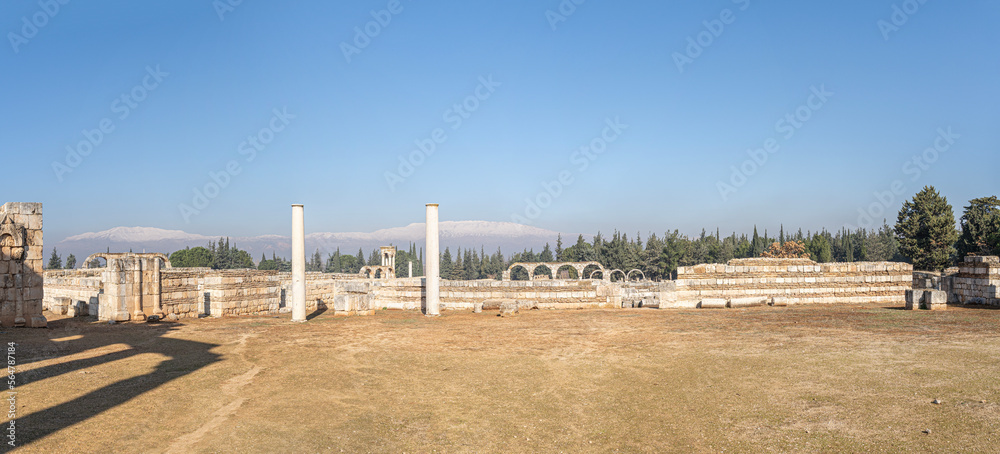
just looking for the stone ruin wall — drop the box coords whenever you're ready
[204,270,280,317]
[43,268,103,316]
[951,256,1000,306]
[45,256,1000,320]
[0,202,46,328]
[160,268,210,317]
[42,268,669,319]
[373,278,675,310]
[670,258,913,308]
[924,256,1000,306]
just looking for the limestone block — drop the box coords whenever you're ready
[699,298,727,309]
[905,289,925,310]
[51,297,71,315]
[924,290,947,311]
[728,297,766,308]
[499,300,519,317]
[770,297,793,307]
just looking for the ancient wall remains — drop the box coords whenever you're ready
[161,268,209,318]
[672,258,912,308]
[950,256,1000,306]
[368,278,632,311]
[0,202,45,327]
[43,268,103,316]
[40,256,931,320]
[204,270,280,317]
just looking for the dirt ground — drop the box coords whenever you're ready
[5,304,1000,453]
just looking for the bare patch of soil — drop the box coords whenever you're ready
[7,304,1000,452]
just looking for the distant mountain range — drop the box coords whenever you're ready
[55,221,578,264]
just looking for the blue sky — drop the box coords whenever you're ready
[4,0,998,242]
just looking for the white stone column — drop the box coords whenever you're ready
[152,257,163,317]
[291,204,307,322]
[408,261,413,278]
[425,204,440,316]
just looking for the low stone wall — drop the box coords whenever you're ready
[204,270,280,317]
[369,278,622,311]
[160,268,209,318]
[950,256,1000,306]
[43,268,103,315]
[673,258,912,308]
[41,257,933,319]
[277,272,339,312]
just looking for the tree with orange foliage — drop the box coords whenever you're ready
[760,241,810,259]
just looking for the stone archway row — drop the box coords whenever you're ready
[502,261,605,281]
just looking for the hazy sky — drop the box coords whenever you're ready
[5,0,998,242]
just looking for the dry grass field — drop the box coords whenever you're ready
[7,304,1000,453]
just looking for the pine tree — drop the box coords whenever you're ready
[47,248,62,270]
[895,186,959,271]
[440,248,453,279]
[326,248,342,273]
[64,253,77,269]
[452,248,464,280]
[555,234,563,261]
[308,249,323,272]
[464,248,476,279]
[539,243,554,262]
[956,196,1000,257]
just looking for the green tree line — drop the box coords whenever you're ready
[153,187,1000,278]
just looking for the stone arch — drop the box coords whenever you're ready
[83,252,171,269]
[555,263,579,279]
[608,269,626,282]
[533,264,553,280]
[504,261,606,280]
[505,263,529,280]
[583,264,603,280]
[627,269,646,281]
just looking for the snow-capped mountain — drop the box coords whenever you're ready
[54,222,577,264]
[63,227,215,244]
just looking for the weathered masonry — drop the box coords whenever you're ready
[45,256,931,319]
[665,258,914,308]
[914,256,1000,306]
[0,202,46,327]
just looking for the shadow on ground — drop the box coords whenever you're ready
[12,316,221,447]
